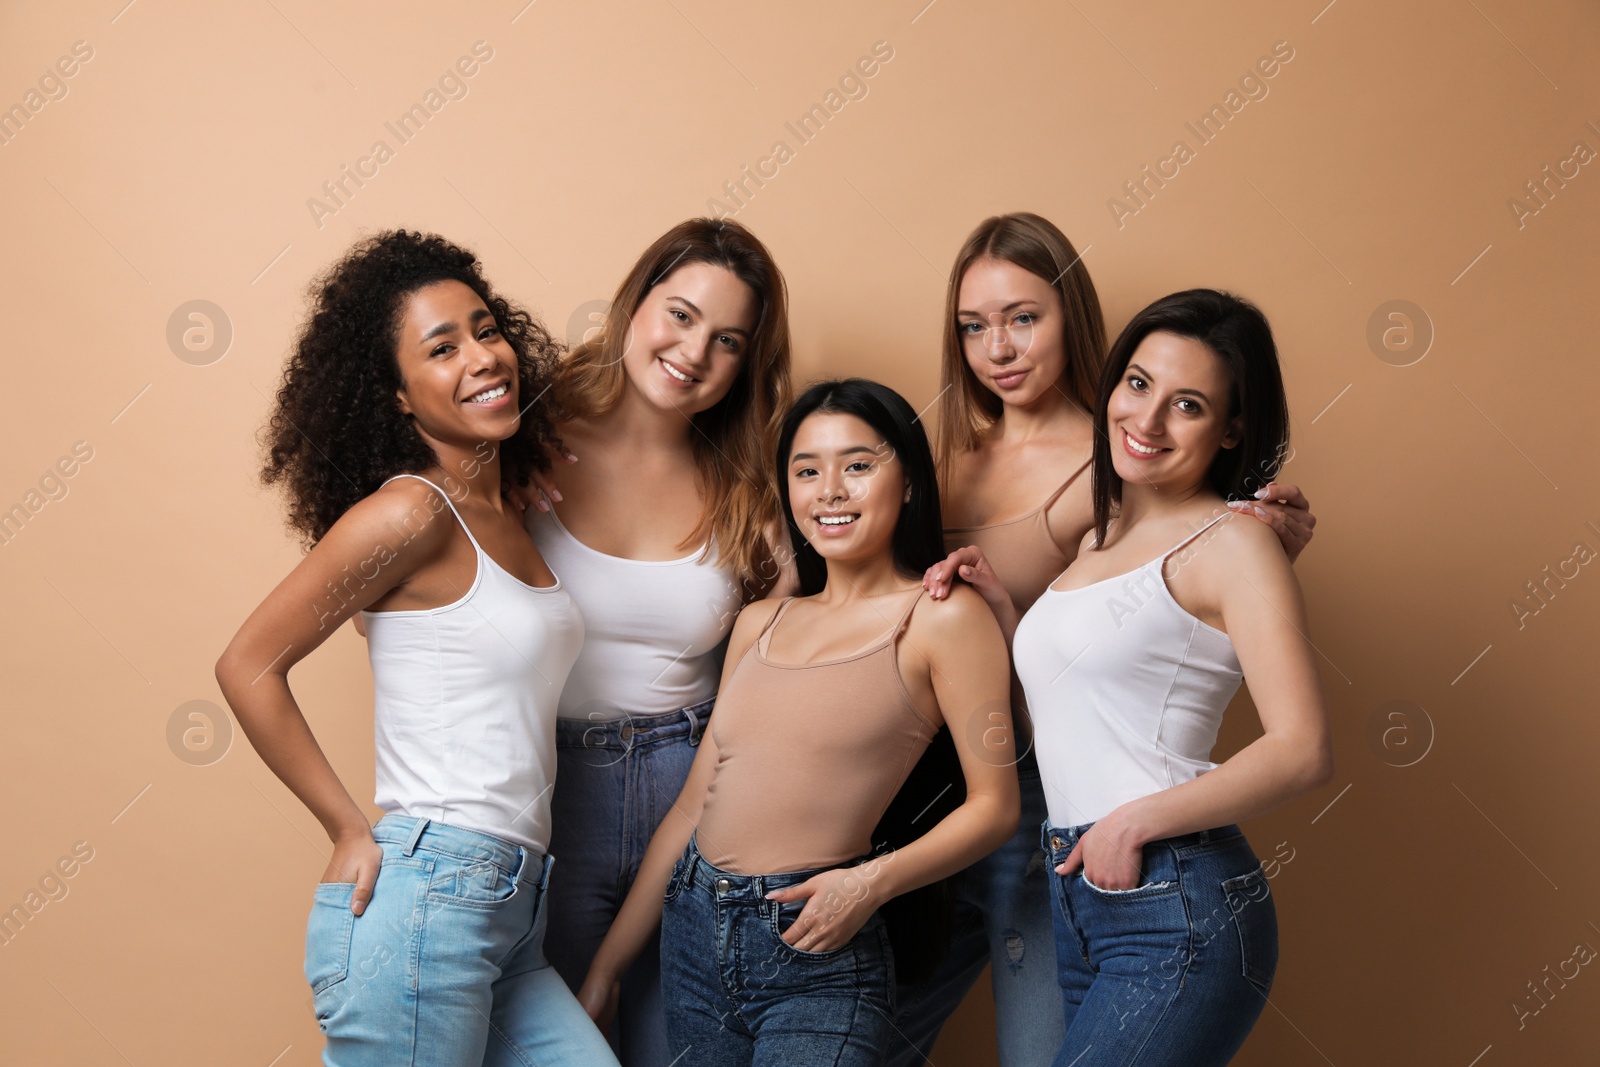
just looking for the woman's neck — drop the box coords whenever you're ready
[817,553,913,603]
[593,382,700,453]
[417,435,506,512]
[1114,476,1216,531]
[992,385,1086,446]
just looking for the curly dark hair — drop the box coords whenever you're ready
[262,230,564,545]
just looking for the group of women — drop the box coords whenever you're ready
[215,212,1332,1067]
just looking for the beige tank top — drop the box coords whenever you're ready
[695,590,939,874]
[941,460,1090,616]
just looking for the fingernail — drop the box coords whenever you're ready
[551,490,563,502]
[566,454,579,463]
[537,499,550,512]
[1254,487,1270,500]
[1227,500,1245,510]
[1254,506,1268,518]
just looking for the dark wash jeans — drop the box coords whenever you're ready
[543,699,712,1067]
[1044,822,1277,1067]
[660,835,896,1067]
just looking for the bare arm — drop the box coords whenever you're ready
[1059,516,1334,889]
[577,599,782,1022]
[768,587,1020,952]
[214,480,452,913]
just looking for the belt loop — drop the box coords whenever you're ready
[684,704,703,746]
[402,817,429,857]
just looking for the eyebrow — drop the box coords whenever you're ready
[665,295,751,337]
[790,445,882,462]
[418,308,493,344]
[1127,362,1211,403]
[956,299,1041,317]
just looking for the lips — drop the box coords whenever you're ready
[659,357,700,384]
[1121,428,1170,457]
[992,367,1028,389]
[464,381,510,405]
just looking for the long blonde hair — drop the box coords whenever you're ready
[935,213,1106,478]
[555,218,791,598]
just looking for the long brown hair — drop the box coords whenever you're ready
[934,212,1107,478]
[554,218,791,597]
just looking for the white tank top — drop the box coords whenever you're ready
[525,506,742,720]
[364,475,583,853]
[1013,512,1243,828]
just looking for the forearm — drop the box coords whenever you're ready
[1111,731,1333,847]
[587,803,698,982]
[218,665,369,843]
[867,789,1018,904]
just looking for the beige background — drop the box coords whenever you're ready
[2,1,1597,1063]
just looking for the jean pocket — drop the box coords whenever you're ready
[663,854,688,904]
[768,899,855,961]
[1079,870,1177,897]
[305,882,357,994]
[1221,866,1277,994]
[427,858,518,910]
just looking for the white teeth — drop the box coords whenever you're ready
[469,384,508,403]
[660,359,695,383]
[1125,432,1162,455]
[817,515,857,526]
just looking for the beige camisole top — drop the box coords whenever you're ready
[694,590,939,874]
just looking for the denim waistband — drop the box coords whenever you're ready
[373,814,535,879]
[555,697,714,750]
[1041,820,1244,855]
[680,834,871,901]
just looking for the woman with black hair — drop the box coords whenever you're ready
[955,290,1334,1065]
[215,232,618,1065]
[577,379,1020,1066]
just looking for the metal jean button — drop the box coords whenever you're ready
[715,877,732,893]
[1050,835,1065,851]
[620,724,634,741]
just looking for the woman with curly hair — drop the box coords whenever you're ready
[522,218,794,1066]
[215,231,618,1066]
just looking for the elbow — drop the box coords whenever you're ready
[1300,743,1336,793]
[214,644,251,706]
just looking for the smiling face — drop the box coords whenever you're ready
[787,412,908,566]
[393,280,520,450]
[1106,330,1242,491]
[956,256,1068,407]
[620,261,758,417]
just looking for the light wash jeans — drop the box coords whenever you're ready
[543,699,712,1067]
[304,814,618,1067]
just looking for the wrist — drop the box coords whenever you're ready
[1100,802,1154,852]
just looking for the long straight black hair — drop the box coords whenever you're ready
[775,378,944,595]
[1092,288,1290,545]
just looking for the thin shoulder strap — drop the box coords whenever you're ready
[891,586,927,638]
[381,473,482,554]
[1040,458,1092,513]
[754,596,798,656]
[1159,511,1232,568]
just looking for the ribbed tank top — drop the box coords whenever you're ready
[526,506,741,720]
[364,475,584,853]
[942,460,1089,616]
[695,590,939,874]
[1012,512,1243,828]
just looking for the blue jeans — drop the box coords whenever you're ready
[304,815,617,1066]
[660,835,896,1066]
[887,752,1063,1067]
[1044,822,1277,1067]
[543,700,712,1067]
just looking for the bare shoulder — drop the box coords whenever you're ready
[332,476,456,555]
[909,583,1001,645]
[1199,508,1288,568]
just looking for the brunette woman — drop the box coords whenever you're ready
[974,289,1333,1064]
[216,232,618,1065]
[525,219,794,1066]
[901,214,1316,1065]
[577,378,1021,1066]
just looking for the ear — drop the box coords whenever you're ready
[1220,414,1244,450]
[395,386,414,417]
[902,478,912,504]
